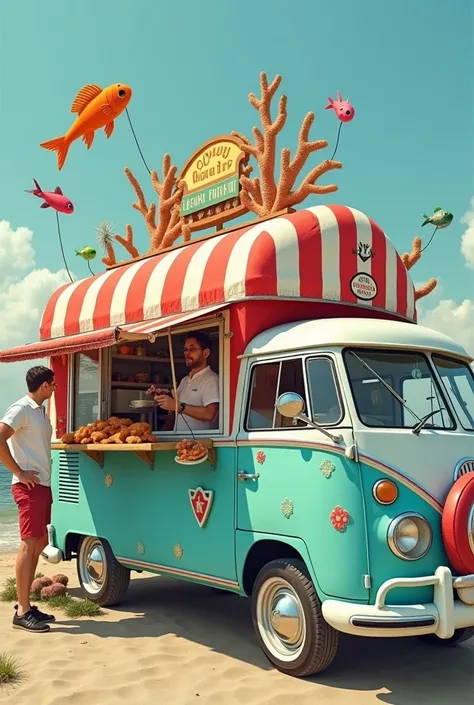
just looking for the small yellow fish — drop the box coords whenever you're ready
[75,246,97,261]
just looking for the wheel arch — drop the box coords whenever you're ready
[237,531,323,597]
[64,531,82,559]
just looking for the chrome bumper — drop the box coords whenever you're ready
[40,524,64,565]
[322,567,474,638]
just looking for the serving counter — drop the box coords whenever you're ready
[51,438,216,469]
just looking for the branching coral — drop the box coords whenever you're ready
[232,72,342,217]
[401,236,438,301]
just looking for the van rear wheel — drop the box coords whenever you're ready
[252,558,339,677]
[77,536,130,606]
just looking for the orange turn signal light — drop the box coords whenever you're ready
[373,479,398,505]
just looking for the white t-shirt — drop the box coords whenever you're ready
[175,366,220,432]
[1,395,52,487]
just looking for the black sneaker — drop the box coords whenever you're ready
[13,609,50,633]
[31,605,56,623]
[15,604,56,623]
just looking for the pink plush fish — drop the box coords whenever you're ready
[26,178,74,214]
[325,91,355,123]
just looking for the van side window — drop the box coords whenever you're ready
[306,357,342,426]
[246,359,307,430]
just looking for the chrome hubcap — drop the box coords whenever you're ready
[79,538,106,594]
[256,577,306,662]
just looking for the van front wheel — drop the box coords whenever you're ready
[77,536,130,606]
[252,559,339,677]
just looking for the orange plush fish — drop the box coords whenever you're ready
[40,83,132,171]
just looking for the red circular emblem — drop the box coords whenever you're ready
[441,472,474,574]
[256,451,266,465]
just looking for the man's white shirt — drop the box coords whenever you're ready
[174,366,219,432]
[1,395,52,486]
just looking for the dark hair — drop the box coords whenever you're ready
[185,331,212,353]
[26,366,54,392]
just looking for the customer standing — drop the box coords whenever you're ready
[0,366,57,633]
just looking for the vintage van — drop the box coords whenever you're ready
[2,204,474,677]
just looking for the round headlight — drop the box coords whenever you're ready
[387,513,432,560]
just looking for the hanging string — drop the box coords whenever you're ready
[420,226,439,253]
[180,410,197,441]
[56,211,74,283]
[87,261,95,276]
[125,108,151,174]
[330,122,343,160]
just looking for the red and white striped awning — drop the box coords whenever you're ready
[0,205,416,362]
[0,307,226,363]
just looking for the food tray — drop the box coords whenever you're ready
[129,400,157,408]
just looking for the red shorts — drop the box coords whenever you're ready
[12,483,53,540]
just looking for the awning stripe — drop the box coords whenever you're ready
[0,328,118,363]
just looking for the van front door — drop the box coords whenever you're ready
[236,354,369,602]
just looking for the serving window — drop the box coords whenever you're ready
[69,320,224,436]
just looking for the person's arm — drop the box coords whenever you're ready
[156,376,220,423]
[178,402,218,423]
[0,409,40,489]
[181,374,219,422]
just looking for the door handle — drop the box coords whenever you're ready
[238,471,260,482]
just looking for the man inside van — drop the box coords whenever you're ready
[0,366,57,633]
[155,331,220,432]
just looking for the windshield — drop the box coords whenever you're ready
[344,348,454,430]
[432,355,474,431]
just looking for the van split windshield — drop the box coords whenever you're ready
[343,348,456,430]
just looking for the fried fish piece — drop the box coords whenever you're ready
[125,435,142,444]
[100,435,117,444]
[91,431,107,443]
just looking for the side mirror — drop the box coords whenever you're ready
[275,391,344,446]
[276,392,305,419]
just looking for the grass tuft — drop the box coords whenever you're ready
[0,578,17,603]
[42,595,74,610]
[0,576,103,617]
[64,598,103,618]
[0,652,21,685]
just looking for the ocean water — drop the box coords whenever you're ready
[0,465,19,552]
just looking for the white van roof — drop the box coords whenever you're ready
[243,317,472,363]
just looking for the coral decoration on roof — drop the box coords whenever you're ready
[39,205,416,343]
[99,72,343,265]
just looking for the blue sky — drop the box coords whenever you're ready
[0,0,472,400]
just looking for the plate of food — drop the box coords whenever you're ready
[174,439,208,465]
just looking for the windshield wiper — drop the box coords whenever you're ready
[348,351,421,423]
[412,409,445,435]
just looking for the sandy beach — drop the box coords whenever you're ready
[0,553,473,704]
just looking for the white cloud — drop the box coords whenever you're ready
[418,299,474,357]
[0,220,35,273]
[0,221,72,407]
[460,197,474,269]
